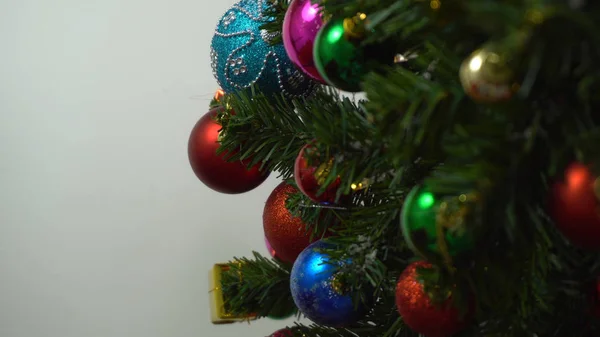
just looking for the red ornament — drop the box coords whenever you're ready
[264,235,287,263]
[263,182,317,264]
[270,329,292,337]
[395,261,472,337]
[550,162,600,249]
[188,108,269,194]
[294,144,341,203]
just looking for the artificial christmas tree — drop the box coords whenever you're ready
[197,0,600,336]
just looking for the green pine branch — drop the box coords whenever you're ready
[214,0,600,336]
[221,252,297,318]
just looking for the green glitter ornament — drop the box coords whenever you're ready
[401,185,474,262]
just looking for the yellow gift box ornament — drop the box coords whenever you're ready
[209,263,257,324]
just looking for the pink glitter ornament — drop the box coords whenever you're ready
[282,0,326,83]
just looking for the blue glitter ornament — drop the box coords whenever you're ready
[210,0,314,97]
[290,241,366,327]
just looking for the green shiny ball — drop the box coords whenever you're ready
[313,18,367,92]
[401,185,473,259]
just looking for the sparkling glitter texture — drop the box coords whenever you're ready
[290,240,366,327]
[210,0,314,97]
[263,183,317,264]
[395,261,471,337]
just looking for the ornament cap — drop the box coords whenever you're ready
[401,185,474,265]
[343,13,368,39]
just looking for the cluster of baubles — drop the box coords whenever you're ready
[397,162,600,336]
[195,1,600,335]
[210,0,390,95]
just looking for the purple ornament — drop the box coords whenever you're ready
[282,0,326,84]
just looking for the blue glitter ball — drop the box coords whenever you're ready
[210,0,314,97]
[290,240,366,327]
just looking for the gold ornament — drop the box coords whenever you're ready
[351,178,371,191]
[214,88,225,102]
[330,273,350,295]
[459,46,519,102]
[209,264,256,324]
[435,193,478,271]
[314,158,335,186]
[343,12,368,39]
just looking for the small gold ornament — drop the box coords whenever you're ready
[434,194,475,270]
[330,273,350,295]
[351,178,370,191]
[343,12,368,39]
[314,158,335,186]
[459,46,519,102]
[214,88,225,102]
[209,264,257,324]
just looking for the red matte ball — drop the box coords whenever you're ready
[294,144,341,204]
[188,108,269,194]
[395,261,472,337]
[550,162,600,249]
[263,182,317,264]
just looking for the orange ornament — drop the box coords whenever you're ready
[395,261,473,337]
[263,182,317,264]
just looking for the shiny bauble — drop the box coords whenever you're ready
[401,185,473,259]
[210,0,314,97]
[270,329,292,337]
[291,240,366,327]
[395,261,473,337]
[263,182,318,264]
[282,0,326,83]
[550,162,600,249]
[188,108,269,194]
[314,16,385,92]
[264,236,278,259]
[294,144,341,204]
[459,45,518,102]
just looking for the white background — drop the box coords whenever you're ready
[0,0,290,336]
